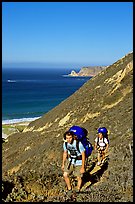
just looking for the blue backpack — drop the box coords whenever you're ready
[68,126,93,158]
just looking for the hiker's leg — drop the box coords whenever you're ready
[63,172,72,190]
[74,166,83,190]
[76,176,82,190]
[97,151,101,163]
[85,158,88,168]
[102,150,105,161]
[63,161,73,190]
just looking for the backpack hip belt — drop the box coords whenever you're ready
[67,155,82,170]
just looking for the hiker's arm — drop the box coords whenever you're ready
[94,142,97,150]
[105,143,109,153]
[61,150,67,171]
[80,151,85,174]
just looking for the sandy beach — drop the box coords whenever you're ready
[2,132,8,139]
[2,121,31,139]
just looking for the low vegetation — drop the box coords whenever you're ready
[2,52,133,202]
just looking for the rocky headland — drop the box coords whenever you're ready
[68,66,106,77]
[2,51,133,202]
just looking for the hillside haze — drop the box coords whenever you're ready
[2,52,133,202]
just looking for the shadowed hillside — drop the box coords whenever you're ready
[2,52,133,202]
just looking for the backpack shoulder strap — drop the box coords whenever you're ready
[103,136,109,145]
[76,139,80,153]
[65,142,67,150]
[97,137,99,146]
[103,137,105,144]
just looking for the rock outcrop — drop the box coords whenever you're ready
[2,52,133,202]
[68,66,106,77]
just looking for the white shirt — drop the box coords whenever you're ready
[95,137,108,150]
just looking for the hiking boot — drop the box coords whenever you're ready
[101,159,105,164]
[67,189,73,196]
[75,189,80,193]
[97,161,101,166]
[102,158,107,164]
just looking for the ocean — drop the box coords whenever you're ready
[2,68,92,124]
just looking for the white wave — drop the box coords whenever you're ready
[62,74,70,77]
[7,80,16,83]
[2,116,41,125]
[7,79,47,83]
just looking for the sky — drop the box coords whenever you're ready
[2,2,133,69]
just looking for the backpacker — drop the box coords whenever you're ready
[97,127,109,147]
[68,125,93,158]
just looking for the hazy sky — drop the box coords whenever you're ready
[2,2,133,69]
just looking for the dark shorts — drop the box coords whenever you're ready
[97,146,105,152]
[64,160,83,178]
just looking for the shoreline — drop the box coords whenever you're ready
[2,116,41,125]
[2,121,31,126]
[2,118,38,139]
[2,132,8,139]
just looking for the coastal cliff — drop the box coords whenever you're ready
[2,52,133,202]
[68,66,106,77]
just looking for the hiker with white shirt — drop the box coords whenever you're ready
[94,127,109,166]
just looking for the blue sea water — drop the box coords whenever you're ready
[2,68,91,124]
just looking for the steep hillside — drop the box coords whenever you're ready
[2,52,133,202]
